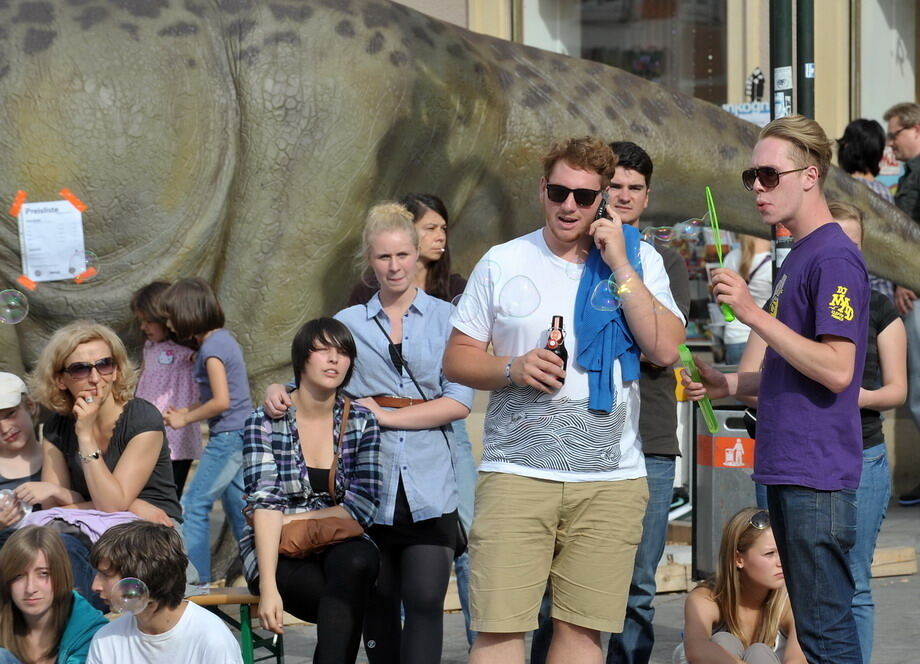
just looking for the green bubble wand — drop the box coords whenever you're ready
[678,344,719,434]
[705,185,735,323]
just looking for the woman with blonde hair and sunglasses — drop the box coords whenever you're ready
[15,321,181,528]
[674,507,806,664]
[0,526,107,664]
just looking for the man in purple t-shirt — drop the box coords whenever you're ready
[683,115,869,664]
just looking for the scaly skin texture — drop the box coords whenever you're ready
[1,0,917,388]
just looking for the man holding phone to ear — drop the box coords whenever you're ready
[444,136,685,664]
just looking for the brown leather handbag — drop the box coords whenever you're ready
[278,398,365,558]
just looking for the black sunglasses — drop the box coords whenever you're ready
[61,357,116,380]
[545,184,602,207]
[748,510,770,530]
[741,166,807,191]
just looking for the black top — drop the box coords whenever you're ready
[305,466,331,494]
[638,242,692,457]
[0,467,41,492]
[346,273,468,307]
[860,290,900,448]
[44,398,182,522]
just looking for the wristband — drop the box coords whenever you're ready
[504,358,516,386]
[78,449,102,464]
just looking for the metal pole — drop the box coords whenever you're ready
[769,0,794,120]
[797,0,815,119]
[770,0,795,272]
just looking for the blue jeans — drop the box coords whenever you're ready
[451,418,477,647]
[850,444,890,664]
[755,481,768,508]
[904,306,920,428]
[180,429,246,583]
[723,342,746,366]
[767,485,861,664]
[0,649,22,663]
[606,455,675,664]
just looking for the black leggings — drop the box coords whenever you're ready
[263,538,379,664]
[362,542,453,664]
[171,459,193,497]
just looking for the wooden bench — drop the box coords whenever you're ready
[188,587,283,664]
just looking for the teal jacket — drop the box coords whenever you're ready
[57,592,107,664]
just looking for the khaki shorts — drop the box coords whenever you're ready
[469,472,648,634]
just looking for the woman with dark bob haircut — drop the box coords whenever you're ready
[837,119,894,203]
[242,318,381,664]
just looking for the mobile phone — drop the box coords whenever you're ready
[594,190,610,221]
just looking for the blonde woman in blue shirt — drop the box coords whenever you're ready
[266,202,473,663]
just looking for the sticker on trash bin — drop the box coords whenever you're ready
[697,436,755,469]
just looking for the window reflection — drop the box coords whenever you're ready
[580,0,727,104]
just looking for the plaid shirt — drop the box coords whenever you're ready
[239,396,381,584]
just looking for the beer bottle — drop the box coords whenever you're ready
[545,315,568,383]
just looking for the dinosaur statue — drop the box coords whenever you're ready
[1,0,917,389]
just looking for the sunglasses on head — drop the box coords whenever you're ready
[748,509,770,530]
[61,357,116,380]
[741,166,807,191]
[545,184,602,207]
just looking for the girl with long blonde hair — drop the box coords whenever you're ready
[675,508,805,664]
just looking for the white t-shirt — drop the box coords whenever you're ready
[722,249,773,345]
[451,229,682,482]
[86,601,243,664]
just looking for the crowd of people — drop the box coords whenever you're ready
[0,104,917,664]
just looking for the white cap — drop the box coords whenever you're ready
[0,373,27,409]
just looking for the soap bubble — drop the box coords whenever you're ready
[590,279,621,312]
[616,276,636,297]
[498,275,540,318]
[642,226,674,244]
[476,260,501,288]
[674,218,704,241]
[110,577,150,615]
[0,290,29,325]
[0,489,31,523]
[69,250,99,283]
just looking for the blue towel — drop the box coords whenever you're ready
[574,225,644,412]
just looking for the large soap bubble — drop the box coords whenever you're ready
[110,577,150,615]
[0,290,29,325]
[590,279,621,312]
[69,250,99,283]
[498,275,541,318]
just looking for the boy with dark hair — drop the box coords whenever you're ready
[87,521,242,663]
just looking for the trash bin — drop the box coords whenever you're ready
[692,405,757,580]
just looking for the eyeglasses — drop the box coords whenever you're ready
[61,357,116,379]
[886,126,911,141]
[545,184,602,207]
[748,510,770,530]
[741,166,807,191]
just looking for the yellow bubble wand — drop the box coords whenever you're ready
[705,185,735,323]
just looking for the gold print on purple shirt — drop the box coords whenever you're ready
[828,286,855,321]
[767,274,787,318]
